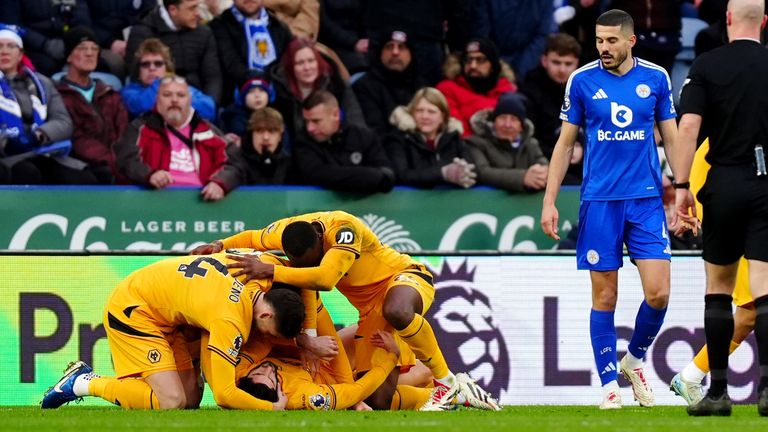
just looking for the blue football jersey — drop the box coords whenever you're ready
[559,58,676,200]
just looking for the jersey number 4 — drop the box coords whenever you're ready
[177,257,229,279]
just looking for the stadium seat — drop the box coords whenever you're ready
[671,18,709,106]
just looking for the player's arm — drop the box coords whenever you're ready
[206,323,281,410]
[541,121,580,241]
[329,349,398,410]
[273,248,356,291]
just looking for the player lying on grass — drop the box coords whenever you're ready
[209,328,442,410]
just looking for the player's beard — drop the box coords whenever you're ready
[601,50,628,71]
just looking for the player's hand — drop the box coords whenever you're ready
[541,201,561,241]
[353,400,373,411]
[671,188,700,236]
[272,382,287,411]
[370,330,400,357]
[226,254,274,283]
[300,349,322,379]
[189,240,223,255]
[297,334,339,361]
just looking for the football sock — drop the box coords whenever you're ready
[602,379,619,396]
[754,295,768,393]
[627,300,667,366]
[72,372,99,396]
[689,340,741,379]
[704,294,734,397]
[683,359,708,384]
[89,377,160,409]
[590,309,617,386]
[391,385,432,410]
[396,314,451,385]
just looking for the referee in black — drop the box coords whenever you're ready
[671,0,768,417]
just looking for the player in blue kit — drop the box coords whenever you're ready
[541,9,691,410]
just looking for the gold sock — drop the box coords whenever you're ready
[396,314,450,381]
[89,377,160,409]
[692,341,741,373]
[391,385,431,410]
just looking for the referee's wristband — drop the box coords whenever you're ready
[672,181,690,190]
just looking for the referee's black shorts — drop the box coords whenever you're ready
[699,164,768,264]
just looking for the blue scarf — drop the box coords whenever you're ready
[230,5,277,71]
[0,67,48,154]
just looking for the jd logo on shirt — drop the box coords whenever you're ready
[610,102,633,128]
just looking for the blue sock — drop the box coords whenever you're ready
[628,300,667,360]
[590,309,617,386]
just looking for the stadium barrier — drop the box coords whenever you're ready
[1,253,757,406]
[0,186,580,252]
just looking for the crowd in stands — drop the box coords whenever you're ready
[0,0,733,218]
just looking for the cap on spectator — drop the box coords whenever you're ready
[0,23,24,49]
[240,77,276,105]
[463,37,500,68]
[64,26,99,59]
[493,92,527,121]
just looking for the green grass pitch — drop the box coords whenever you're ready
[2,406,766,432]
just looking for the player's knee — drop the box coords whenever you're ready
[593,290,618,310]
[158,390,187,409]
[383,304,415,330]
[645,291,669,309]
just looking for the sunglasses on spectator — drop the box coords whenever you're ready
[139,60,166,69]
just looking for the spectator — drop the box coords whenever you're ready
[210,0,293,105]
[56,26,129,184]
[86,0,157,80]
[0,0,93,77]
[220,74,276,139]
[362,0,471,85]
[269,38,365,147]
[293,90,394,193]
[114,75,240,201]
[126,0,223,104]
[238,107,293,184]
[264,0,320,40]
[121,38,217,121]
[385,87,476,189]
[521,33,583,185]
[318,0,368,73]
[0,24,96,185]
[352,29,426,135]
[466,92,548,193]
[436,37,516,137]
[471,0,554,79]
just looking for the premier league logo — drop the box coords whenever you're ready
[425,260,510,397]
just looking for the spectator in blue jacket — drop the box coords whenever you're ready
[471,0,554,80]
[121,38,216,121]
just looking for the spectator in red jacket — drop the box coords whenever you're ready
[56,26,129,184]
[114,75,241,201]
[436,37,515,137]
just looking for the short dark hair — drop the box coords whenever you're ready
[281,221,320,258]
[248,107,285,133]
[264,287,305,338]
[302,90,338,111]
[237,376,278,402]
[596,9,634,33]
[545,33,581,58]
